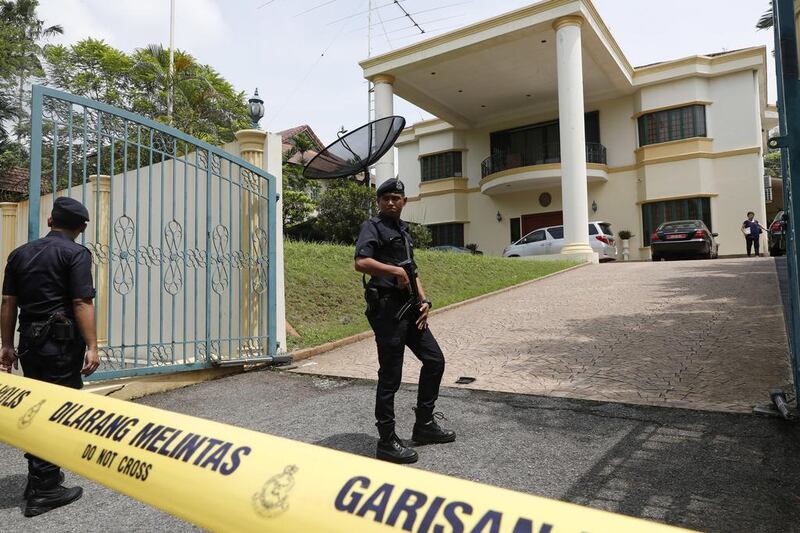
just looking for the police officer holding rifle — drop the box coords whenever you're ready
[354,178,455,464]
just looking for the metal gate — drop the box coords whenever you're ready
[771,0,800,402]
[28,85,278,380]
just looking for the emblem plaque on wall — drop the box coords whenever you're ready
[539,192,552,207]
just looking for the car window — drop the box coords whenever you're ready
[659,221,697,231]
[547,227,564,239]
[588,224,598,235]
[530,230,546,242]
[599,223,613,236]
[519,229,546,244]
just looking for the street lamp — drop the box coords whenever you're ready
[248,88,265,129]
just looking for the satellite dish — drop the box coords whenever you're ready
[303,116,406,182]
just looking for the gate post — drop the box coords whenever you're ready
[235,129,267,355]
[773,0,800,402]
[89,174,111,346]
[263,131,286,354]
[0,202,19,290]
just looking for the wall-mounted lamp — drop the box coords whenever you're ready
[591,200,598,213]
[496,210,502,222]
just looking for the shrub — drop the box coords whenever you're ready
[618,229,634,240]
[409,223,432,248]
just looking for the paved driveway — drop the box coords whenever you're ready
[293,258,792,413]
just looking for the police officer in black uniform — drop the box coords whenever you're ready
[354,178,455,463]
[1,196,99,517]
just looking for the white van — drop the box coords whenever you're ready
[503,222,618,261]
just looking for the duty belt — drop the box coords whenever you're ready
[19,313,75,345]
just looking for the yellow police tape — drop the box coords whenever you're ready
[0,372,694,532]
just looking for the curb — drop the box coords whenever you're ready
[290,261,590,362]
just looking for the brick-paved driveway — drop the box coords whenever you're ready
[293,258,792,413]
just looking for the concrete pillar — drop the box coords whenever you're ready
[372,74,395,188]
[263,131,287,354]
[89,175,111,345]
[553,16,594,257]
[0,202,19,291]
[235,129,267,355]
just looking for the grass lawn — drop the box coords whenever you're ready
[284,240,578,351]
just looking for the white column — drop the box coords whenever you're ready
[264,131,287,353]
[372,74,395,187]
[554,16,593,256]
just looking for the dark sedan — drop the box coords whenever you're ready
[651,220,719,261]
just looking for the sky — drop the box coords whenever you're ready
[37,0,777,145]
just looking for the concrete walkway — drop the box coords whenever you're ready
[293,258,792,413]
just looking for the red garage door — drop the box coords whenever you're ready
[521,211,563,236]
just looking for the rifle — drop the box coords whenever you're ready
[394,258,421,321]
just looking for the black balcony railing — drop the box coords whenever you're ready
[480,142,607,178]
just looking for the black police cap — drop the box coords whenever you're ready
[52,196,90,228]
[376,178,405,198]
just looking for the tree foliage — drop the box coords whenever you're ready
[409,222,432,249]
[756,4,773,30]
[314,180,374,244]
[282,189,316,228]
[43,39,250,146]
[0,0,60,173]
[765,149,781,180]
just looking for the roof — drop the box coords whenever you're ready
[276,125,325,152]
[0,167,63,201]
[0,167,29,195]
[634,48,753,69]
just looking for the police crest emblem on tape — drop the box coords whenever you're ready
[18,400,45,429]
[252,465,298,518]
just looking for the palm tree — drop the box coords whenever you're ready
[757,3,773,30]
[285,132,317,165]
[132,44,222,132]
[0,0,63,141]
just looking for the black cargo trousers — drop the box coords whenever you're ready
[366,291,445,437]
[18,331,85,481]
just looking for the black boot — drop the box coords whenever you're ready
[24,473,83,517]
[23,471,64,499]
[412,408,456,444]
[376,427,418,464]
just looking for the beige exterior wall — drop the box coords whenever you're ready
[399,66,767,260]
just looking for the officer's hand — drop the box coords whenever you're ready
[416,302,430,330]
[82,348,100,376]
[0,346,17,373]
[394,266,410,289]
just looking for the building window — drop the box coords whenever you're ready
[429,223,464,247]
[764,175,773,204]
[638,105,706,146]
[642,197,711,246]
[488,111,601,170]
[420,151,463,182]
[510,217,521,243]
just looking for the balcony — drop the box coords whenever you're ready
[481,142,608,178]
[479,142,609,196]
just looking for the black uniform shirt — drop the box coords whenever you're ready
[355,214,416,289]
[2,231,95,323]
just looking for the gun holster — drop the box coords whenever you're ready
[364,288,380,314]
[20,314,74,347]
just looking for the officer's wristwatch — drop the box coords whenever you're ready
[422,298,432,309]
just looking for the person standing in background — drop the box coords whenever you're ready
[742,211,768,257]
